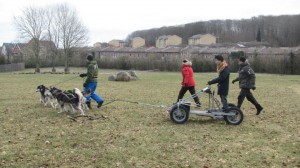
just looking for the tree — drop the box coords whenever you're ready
[256,28,261,42]
[14,6,45,73]
[127,15,300,47]
[45,6,61,73]
[55,3,88,73]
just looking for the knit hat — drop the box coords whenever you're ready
[214,55,224,62]
[183,59,192,66]
[239,56,246,63]
[86,54,94,61]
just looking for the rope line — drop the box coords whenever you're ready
[49,76,168,109]
[102,98,168,109]
[51,76,80,86]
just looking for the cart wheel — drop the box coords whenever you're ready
[228,103,236,107]
[224,107,243,125]
[170,105,189,124]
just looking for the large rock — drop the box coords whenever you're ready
[108,71,139,82]
[115,71,131,81]
[128,70,138,80]
[108,75,116,81]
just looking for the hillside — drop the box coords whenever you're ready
[127,15,300,47]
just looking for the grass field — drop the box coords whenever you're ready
[0,67,299,167]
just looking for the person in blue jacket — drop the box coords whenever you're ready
[80,53,104,109]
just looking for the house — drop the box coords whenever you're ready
[93,42,110,48]
[21,39,56,65]
[12,43,26,62]
[188,34,216,45]
[24,40,56,58]
[1,43,15,63]
[156,35,182,48]
[132,37,145,48]
[109,40,128,47]
[93,42,102,48]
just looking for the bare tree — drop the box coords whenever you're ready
[56,3,88,73]
[14,6,45,73]
[44,6,60,73]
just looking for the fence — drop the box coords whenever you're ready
[0,63,25,72]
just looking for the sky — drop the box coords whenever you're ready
[0,0,299,46]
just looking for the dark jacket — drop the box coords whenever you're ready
[86,60,98,83]
[233,63,256,89]
[208,66,230,96]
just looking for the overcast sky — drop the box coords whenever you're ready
[0,0,299,45]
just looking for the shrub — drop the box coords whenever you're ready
[0,56,5,65]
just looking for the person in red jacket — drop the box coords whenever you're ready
[177,59,201,107]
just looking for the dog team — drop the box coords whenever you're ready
[36,53,103,116]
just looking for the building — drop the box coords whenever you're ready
[109,40,128,47]
[93,42,110,48]
[132,37,145,48]
[93,42,102,48]
[188,34,216,45]
[23,39,56,60]
[12,43,26,62]
[1,43,16,63]
[156,35,182,48]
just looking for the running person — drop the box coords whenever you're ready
[80,53,104,109]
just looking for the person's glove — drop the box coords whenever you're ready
[232,80,236,84]
[184,83,189,88]
[207,81,212,85]
[83,83,87,87]
[252,87,256,91]
[80,73,87,78]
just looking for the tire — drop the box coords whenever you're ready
[170,105,189,124]
[224,107,244,125]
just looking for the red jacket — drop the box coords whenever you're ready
[182,64,196,87]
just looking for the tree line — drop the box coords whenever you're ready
[127,15,300,47]
[14,3,88,73]
[95,51,300,75]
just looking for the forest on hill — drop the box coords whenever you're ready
[126,15,300,47]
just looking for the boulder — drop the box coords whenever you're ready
[128,70,138,80]
[108,75,116,81]
[108,71,139,81]
[128,71,138,79]
[115,71,131,81]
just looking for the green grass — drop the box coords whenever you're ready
[0,67,299,167]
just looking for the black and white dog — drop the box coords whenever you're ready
[50,87,90,115]
[36,85,55,108]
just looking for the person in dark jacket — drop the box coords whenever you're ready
[177,59,201,107]
[79,53,104,109]
[232,57,263,115]
[207,55,230,111]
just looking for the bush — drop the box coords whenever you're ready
[97,55,181,72]
[0,56,5,65]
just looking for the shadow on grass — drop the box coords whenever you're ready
[161,117,225,126]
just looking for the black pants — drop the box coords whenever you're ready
[237,88,259,108]
[177,86,200,103]
[220,95,228,110]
